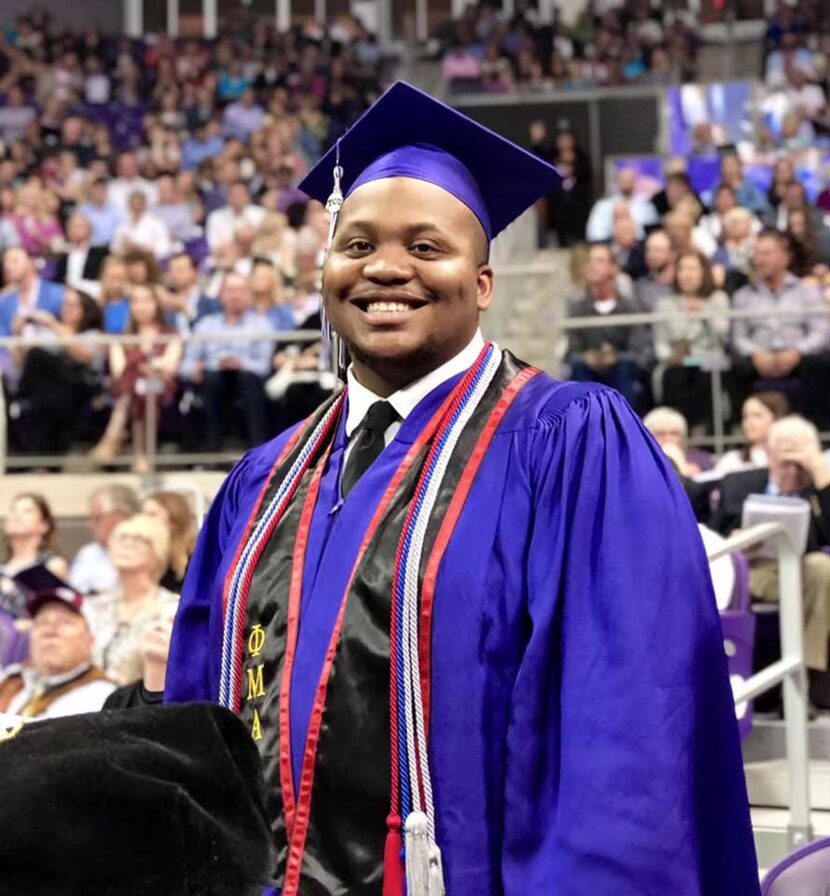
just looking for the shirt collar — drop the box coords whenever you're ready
[20,661,92,692]
[345,329,486,438]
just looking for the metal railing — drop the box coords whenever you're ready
[1,293,828,473]
[556,300,830,455]
[708,522,812,851]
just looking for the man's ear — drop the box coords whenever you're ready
[476,264,494,312]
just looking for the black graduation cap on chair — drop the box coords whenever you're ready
[0,703,276,895]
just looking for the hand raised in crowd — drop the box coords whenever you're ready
[779,441,830,491]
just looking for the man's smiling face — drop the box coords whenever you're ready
[322,176,493,395]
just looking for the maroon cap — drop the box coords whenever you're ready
[12,564,84,618]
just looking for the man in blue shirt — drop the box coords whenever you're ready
[0,247,64,337]
[78,179,123,247]
[181,271,273,452]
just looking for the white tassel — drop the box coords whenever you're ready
[428,843,446,896]
[405,811,431,896]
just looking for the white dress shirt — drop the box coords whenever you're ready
[205,205,266,252]
[69,541,119,595]
[112,212,172,259]
[344,329,486,463]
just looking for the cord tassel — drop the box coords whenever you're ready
[405,811,431,896]
[382,813,404,896]
[428,843,446,896]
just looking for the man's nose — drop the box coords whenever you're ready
[362,247,414,284]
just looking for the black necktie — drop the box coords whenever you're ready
[341,400,399,497]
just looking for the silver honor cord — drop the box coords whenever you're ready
[323,143,346,381]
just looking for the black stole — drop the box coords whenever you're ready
[237,351,528,895]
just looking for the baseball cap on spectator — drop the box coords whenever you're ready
[0,703,275,895]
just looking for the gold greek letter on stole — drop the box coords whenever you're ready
[246,664,265,700]
[247,624,266,657]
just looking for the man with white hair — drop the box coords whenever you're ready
[713,415,830,692]
[585,167,659,242]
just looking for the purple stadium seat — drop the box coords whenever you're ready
[721,550,756,739]
[761,837,830,894]
[0,610,28,668]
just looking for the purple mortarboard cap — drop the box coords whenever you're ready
[298,81,560,242]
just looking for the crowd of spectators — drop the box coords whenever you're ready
[565,149,830,440]
[0,482,196,718]
[440,0,698,94]
[0,12,383,467]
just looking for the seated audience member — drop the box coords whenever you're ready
[718,151,771,217]
[1,493,68,580]
[122,247,162,287]
[0,246,64,338]
[711,207,756,295]
[78,177,122,247]
[567,243,645,409]
[141,491,197,593]
[664,208,714,258]
[53,212,107,296]
[714,392,789,475]
[112,191,172,260]
[163,252,221,330]
[97,255,131,334]
[107,150,158,215]
[635,229,676,310]
[70,484,140,596]
[663,172,704,222]
[769,181,830,261]
[712,416,830,695]
[732,229,830,428]
[585,167,658,242]
[14,288,104,455]
[250,260,294,330]
[84,514,178,686]
[652,251,730,427]
[610,212,647,279]
[252,211,297,278]
[786,207,828,277]
[9,178,64,257]
[695,183,739,248]
[182,272,273,451]
[644,406,714,476]
[205,180,265,255]
[90,284,182,473]
[0,585,115,719]
[152,173,198,245]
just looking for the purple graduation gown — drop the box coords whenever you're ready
[166,371,759,895]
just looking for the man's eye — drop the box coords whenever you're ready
[412,242,438,255]
[347,240,373,253]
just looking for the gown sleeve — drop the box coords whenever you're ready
[501,386,759,895]
[164,450,256,704]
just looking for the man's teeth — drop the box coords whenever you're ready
[365,301,415,313]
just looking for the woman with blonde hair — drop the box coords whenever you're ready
[141,491,197,592]
[84,513,179,686]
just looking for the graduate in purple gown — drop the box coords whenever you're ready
[165,82,759,896]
